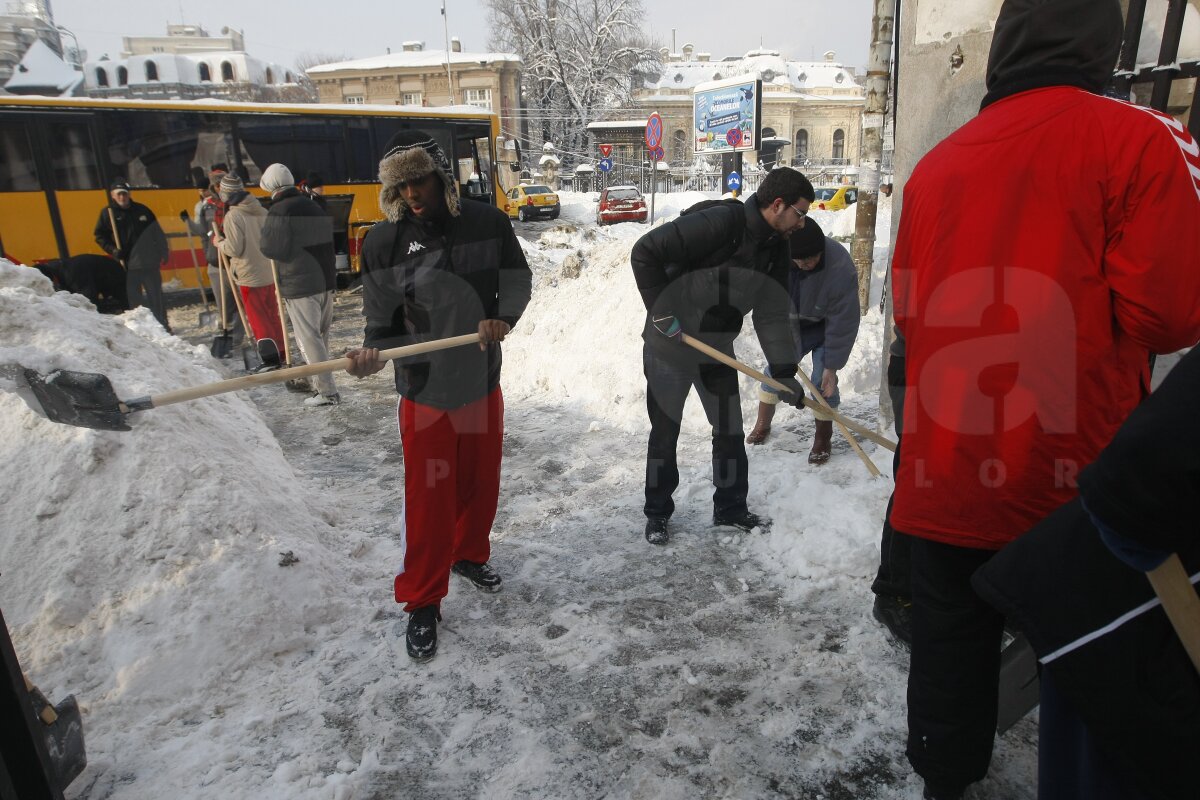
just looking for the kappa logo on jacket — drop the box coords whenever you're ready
[407,241,426,255]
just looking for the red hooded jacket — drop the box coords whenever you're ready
[892,87,1200,550]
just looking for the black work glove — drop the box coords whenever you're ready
[775,375,806,408]
[652,313,682,338]
[179,209,190,221]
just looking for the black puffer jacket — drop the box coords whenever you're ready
[259,187,336,299]
[360,198,531,409]
[630,195,796,376]
[973,348,1200,800]
[93,200,168,271]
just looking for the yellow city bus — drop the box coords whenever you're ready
[0,96,503,288]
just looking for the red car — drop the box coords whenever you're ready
[596,185,648,225]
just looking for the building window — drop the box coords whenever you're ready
[464,88,492,109]
[95,68,108,87]
[145,61,158,81]
[198,62,211,82]
[672,129,686,163]
[794,129,808,161]
[117,66,128,86]
[221,61,235,81]
[402,92,423,106]
[345,95,365,104]
[832,129,845,160]
[265,68,274,85]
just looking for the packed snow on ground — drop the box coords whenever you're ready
[0,190,1038,800]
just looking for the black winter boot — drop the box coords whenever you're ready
[872,594,913,647]
[644,517,669,545]
[406,605,441,662]
[713,509,770,533]
[451,560,503,592]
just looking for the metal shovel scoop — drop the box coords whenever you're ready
[2,333,481,431]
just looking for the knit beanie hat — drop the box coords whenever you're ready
[378,129,460,220]
[260,163,295,195]
[219,173,245,203]
[789,218,825,259]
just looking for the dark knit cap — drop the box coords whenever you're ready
[110,178,131,193]
[789,218,825,259]
[378,129,460,220]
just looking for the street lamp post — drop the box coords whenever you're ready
[55,25,82,69]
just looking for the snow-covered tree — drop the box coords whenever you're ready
[485,0,660,162]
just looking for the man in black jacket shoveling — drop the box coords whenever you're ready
[630,167,813,546]
[345,131,531,662]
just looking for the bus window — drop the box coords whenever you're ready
[236,115,348,185]
[370,118,453,173]
[0,121,40,191]
[47,122,101,190]
[345,118,374,182]
[102,110,234,188]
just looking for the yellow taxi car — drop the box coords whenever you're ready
[812,185,858,212]
[504,184,561,221]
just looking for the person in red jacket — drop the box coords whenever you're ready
[889,1,1200,797]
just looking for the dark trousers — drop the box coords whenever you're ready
[643,344,747,520]
[906,536,1005,795]
[127,266,167,329]
[873,354,913,598]
[1038,670,1150,800]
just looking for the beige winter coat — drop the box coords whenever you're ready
[217,196,273,288]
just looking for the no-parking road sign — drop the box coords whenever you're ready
[645,112,663,150]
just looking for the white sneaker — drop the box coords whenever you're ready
[304,392,340,407]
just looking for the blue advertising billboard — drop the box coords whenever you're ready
[692,74,762,154]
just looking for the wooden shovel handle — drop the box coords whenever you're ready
[1147,554,1200,676]
[133,333,482,410]
[679,333,897,452]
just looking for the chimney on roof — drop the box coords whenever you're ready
[824,50,836,62]
[451,37,461,53]
[682,43,694,62]
[402,41,424,52]
[697,53,710,62]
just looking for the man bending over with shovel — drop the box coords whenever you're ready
[630,167,812,546]
[345,131,531,662]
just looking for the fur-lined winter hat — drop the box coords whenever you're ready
[378,130,460,221]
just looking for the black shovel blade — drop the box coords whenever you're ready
[210,330,233,359]
[43,694,87,790]
[241,343,263,372]
[23,368,130,431]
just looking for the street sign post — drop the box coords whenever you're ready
[598,157,613,173]
[726,171,742,191]
[599,143,613,158]
[645,113,663,224]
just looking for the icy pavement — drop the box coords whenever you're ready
[2,192,1038,799]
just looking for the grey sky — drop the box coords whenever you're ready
[52,1,872,72]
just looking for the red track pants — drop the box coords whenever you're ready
[394,387,504,611]
[239,284,285,348]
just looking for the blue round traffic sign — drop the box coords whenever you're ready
[726,171,742,190]
[598,157,613,173]
[650,146,665,161]
[726,128,743,147]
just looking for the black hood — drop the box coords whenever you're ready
[981,0,1123,110]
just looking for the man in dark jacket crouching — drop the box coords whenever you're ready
[345,131,531,662]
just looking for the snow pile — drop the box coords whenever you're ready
[0,261,384,798]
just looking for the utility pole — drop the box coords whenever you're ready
[441,0,455,104]
[850,0,896,314]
